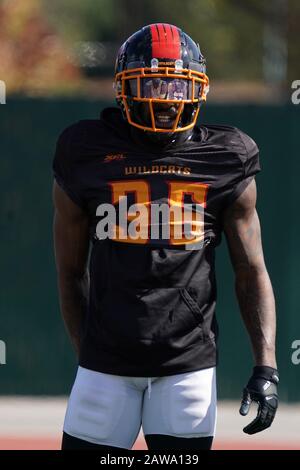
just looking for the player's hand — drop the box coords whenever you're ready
[239,366,279,434]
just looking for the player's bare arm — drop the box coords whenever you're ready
[53,180,90,356]
[223,178,276,368]
[223,178,279,434]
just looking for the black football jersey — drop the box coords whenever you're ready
[53,107,260,376]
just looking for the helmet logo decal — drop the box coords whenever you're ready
[150,23,180,59]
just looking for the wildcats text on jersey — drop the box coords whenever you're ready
[124,165,191,175]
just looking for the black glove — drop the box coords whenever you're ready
[239,365,279,435]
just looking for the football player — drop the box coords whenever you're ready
[53,23,279,451]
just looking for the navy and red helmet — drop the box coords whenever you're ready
[114,23,209,134]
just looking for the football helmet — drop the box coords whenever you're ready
[114,23,209,134]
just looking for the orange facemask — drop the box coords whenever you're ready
[115,65,209,133]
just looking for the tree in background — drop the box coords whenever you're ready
[43,0,264,80]
[1,0,299,96]
[43,0,300,84]
[0,0,81,95]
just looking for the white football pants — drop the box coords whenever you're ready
[63,366,217,449]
